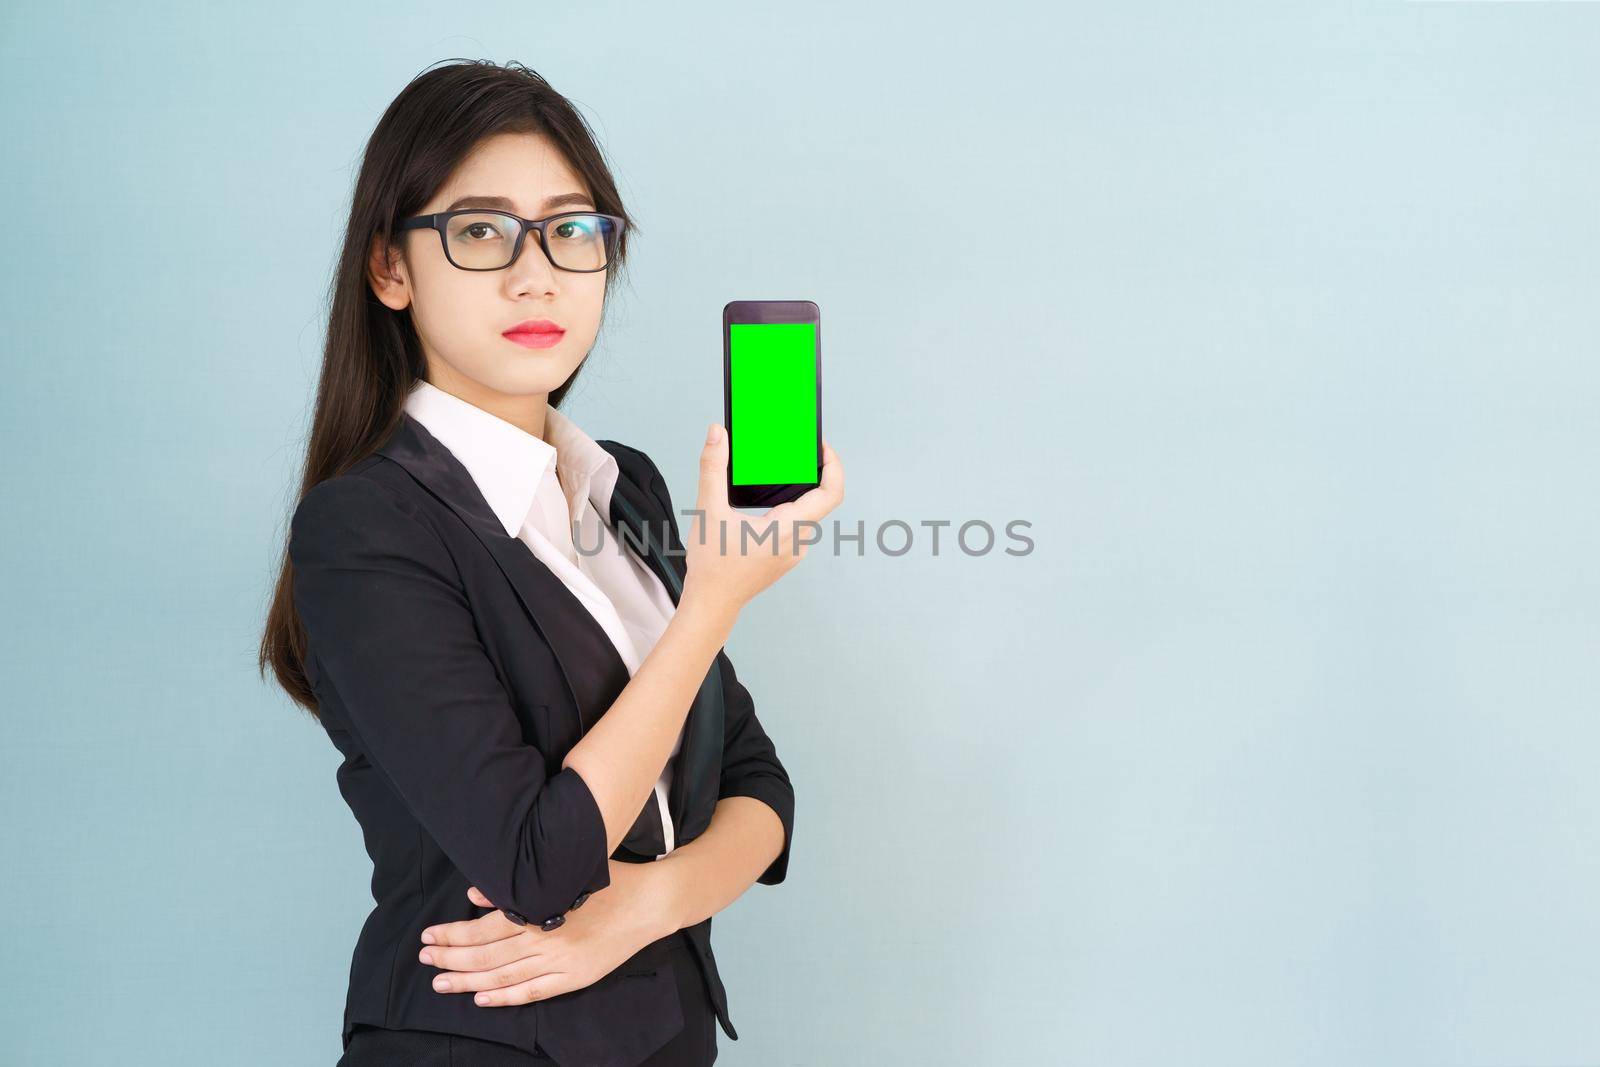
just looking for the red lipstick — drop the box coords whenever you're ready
[502,318,566,349]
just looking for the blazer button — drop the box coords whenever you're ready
[570,892,590,910]
[502,909,529,927]
[539,913,566,932]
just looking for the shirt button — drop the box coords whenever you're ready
[540,913,566,932]
[502,909,529,927]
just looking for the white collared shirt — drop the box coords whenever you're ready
[403,379,683,858]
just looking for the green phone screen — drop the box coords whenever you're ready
[728,321,818,485]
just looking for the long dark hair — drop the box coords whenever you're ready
[260,59,637,717]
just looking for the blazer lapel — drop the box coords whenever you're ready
[603,452,725,845]
[375,413,632,736]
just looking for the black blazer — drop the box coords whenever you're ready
[288,411,794,1067]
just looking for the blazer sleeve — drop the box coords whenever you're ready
[712,649,795,885]
[289,473,613,924]
[633,446,796,886]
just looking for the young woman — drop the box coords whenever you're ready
[259,59,843,1066]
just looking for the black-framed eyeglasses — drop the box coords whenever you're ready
[396,209,623,272]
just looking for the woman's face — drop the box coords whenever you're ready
[369,131,608,411]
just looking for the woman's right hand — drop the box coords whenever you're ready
[680,423,844,616]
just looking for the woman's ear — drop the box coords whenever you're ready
[367,236,411,311]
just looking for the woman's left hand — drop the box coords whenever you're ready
[417,859,681,1007]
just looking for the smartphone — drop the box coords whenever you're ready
[722,300,823,509]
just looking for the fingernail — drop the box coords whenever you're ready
[421,930,436,944]
[475,993,491,1006]
[433,977,451,992]
[419,950,433,964]
[706,423,718,444]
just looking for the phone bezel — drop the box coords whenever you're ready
[722,299,823,510]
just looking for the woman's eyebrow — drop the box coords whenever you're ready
[443,192,595,213]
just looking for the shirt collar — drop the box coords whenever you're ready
[542,403,622,528]
[402,379,619,538]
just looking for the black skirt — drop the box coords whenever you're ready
[336,936,717,1066]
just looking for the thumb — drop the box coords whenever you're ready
[698,422,729,514]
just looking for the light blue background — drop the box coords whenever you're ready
[3,3,1597,1064]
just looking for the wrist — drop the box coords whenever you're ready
[677,583,741,636]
